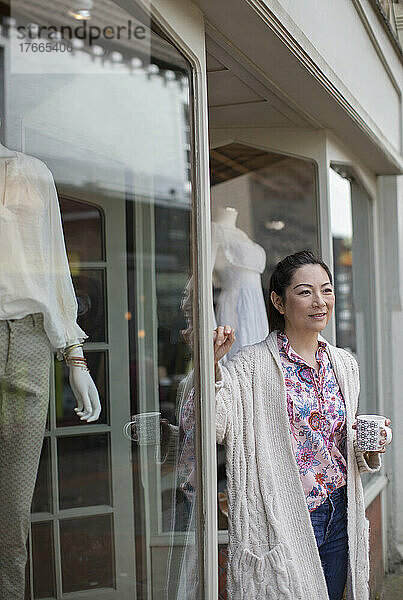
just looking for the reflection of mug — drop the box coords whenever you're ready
[123,412,161,446]
[356,415,392,452]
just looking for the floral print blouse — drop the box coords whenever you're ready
[277,332,347,512]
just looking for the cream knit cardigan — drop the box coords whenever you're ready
[215,330,381,600]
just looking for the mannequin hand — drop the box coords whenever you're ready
[69,366,101,422]
[214,326,235,364]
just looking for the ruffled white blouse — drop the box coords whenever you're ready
[0,151,86,350]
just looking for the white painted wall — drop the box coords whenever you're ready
[268,0,402,151]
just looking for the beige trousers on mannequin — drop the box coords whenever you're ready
[0,314,51,600]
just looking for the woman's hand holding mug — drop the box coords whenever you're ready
[214,326,236,364]
[352,416,392,454]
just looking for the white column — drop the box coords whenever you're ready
[377,174,403,570]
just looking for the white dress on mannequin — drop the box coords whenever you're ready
[211,211,269,362]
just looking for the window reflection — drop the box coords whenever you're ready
[4,0,199,596]
[60,515,115,593]
[210,143,318,364]
[211,143,319,314]
[58,434,111,509]
[31,522,56,599]
[31,438,52,514]
[60,197,104,263]
[329,168,356,353]
[73,270,107,343]
[329,166,377,422]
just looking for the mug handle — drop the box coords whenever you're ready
[380,425,392,446]
[123,420,138,442]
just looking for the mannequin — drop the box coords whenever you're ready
[211,206,269,361]
[0,143,100,599]
[214,205,238,228]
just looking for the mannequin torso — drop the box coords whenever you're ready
[0,145,100,421]
[211,206,269,360]
[212,207,256,272]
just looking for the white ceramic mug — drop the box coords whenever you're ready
[123,411,161,446]
[356,414,392,452]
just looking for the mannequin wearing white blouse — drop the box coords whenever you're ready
[211,206,269,361]
[0,144,100,419]
[0,143,100,599]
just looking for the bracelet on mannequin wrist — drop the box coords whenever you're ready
[65,355,90,372]
[62,343,84,359]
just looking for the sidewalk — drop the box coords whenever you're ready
[378,572,403,599]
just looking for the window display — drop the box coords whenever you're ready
[0,145,100,599]
[210,143,319,364]
[212,206,269,362]
[0,1,200,598]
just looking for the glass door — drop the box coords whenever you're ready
[209,143,320,598]
[0,0,204,597]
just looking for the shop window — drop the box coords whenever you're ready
[329,170,356,353]
[329,167,377,420]
[210,143,319,548]
[0,1,200,599]
[210,143,319,366]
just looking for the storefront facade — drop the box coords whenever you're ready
[0,0,402,598]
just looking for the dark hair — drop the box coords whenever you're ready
[268,250,333,332]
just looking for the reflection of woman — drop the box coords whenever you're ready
[214,251,390,600]
[165,280,198,600]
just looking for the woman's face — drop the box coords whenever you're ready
[272,264,335,334]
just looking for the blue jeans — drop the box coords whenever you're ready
[309,486,348,600]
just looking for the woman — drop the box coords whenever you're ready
[213,250,390,600]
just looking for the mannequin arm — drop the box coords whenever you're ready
[65,346,101,422]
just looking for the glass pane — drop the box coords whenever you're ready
[329,169,356,353]
[210,143,319,530]
[60,196,104,263]
[31,522,56,599]
[31,437,52,514]
[55,351,108,427]
[3,0,199,597]
[60,515,114,593]
[211,144,318,362]
[333,238,356,351]
[329,168,377,416]
[58,434,111,509]
[72,270,107,343]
